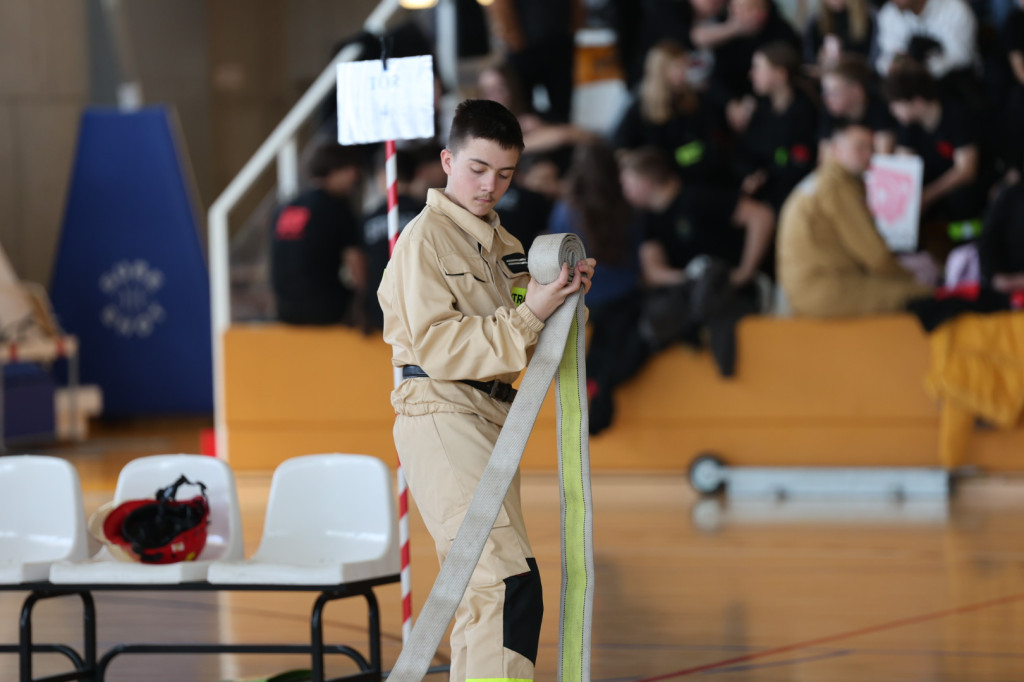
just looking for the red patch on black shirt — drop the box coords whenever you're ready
[791,144,811,164]
[936,141,955,160]
[275,206,310,240]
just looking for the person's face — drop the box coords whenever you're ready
[731,0,767,25]
[477,69,512,108]
[822,74,857,115]
[324,166,360,196]
[889,99,920,126]
[619,168,656,209]
[832,126,875,175]
[664,55,691,91]
[441,137,519,217]
[691,0,726,18]
[750,53,780,95]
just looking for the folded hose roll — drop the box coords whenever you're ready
[388,233,595,682]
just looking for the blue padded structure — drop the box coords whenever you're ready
[3,363,56,440]
[50,107,212,415]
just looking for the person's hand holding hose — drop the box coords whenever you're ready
[525,258,596,322]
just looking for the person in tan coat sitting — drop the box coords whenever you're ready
[777,121,933,316]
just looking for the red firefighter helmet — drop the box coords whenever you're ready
[91,476,210,564]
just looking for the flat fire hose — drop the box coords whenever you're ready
[387,233,595,682]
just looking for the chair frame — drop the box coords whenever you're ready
[0,574,398,682]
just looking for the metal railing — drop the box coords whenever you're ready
[207,0,402,460]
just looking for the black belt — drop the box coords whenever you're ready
[401,365,517,403]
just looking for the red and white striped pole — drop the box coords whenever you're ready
[386,139,413,643]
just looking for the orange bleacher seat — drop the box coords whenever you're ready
[222,317,1024,473]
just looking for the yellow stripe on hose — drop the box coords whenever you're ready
[558,313,588,682]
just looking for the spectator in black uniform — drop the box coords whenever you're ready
[1001,0,1024,173]
[619,147,775,373]
[707,0,802,103]
[883,64,984,222]
[548,141,647,433]
[619,146,775,290]
[803,0,875,70]
[979,177,1024,292]
[819,55,898,157]
[362,149,424,331]
[487,0,585,123]
[476,62,595,169]
[271,143,365,326]
[686,0,732,89]
[619,0,698,87]
[729,41,819,212]
[613,40,734,187]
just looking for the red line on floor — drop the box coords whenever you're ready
[635,592,1024,680]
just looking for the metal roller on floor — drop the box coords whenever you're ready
[688,453,951,500]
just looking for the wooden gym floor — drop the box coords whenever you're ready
[3,418,1024,681]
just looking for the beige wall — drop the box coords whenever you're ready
[126,0,213,205]
[0,0,89,286]
[0,0,381,288]
[285,0,384,88]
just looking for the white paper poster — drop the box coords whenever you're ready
[336,55,435,145]
[865,154,924,253]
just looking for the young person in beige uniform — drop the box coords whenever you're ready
[378,99,596,682]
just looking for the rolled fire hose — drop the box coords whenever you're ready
[387,233,595,682]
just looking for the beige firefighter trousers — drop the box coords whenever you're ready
[394,411,543,682]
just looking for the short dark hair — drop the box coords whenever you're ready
[447,99,525,154]
[882,64,939,103]
[618,146,677,186]
[757,41,801,83]
[823,54,874,91]
[830,119,874,140]
[309,142,362,179]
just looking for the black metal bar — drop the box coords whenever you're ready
[27,670,94,682]
[312,592,328,682]
[78,591,96,679]
[18,590,96,682]
[0,578,401,682]
[0,644,85,668]
[97,642,373,680]
[363,590,381,677]
[311,590,375,681]
[21,591,39,682]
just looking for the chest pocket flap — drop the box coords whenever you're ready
[440,253,489,283]
[497,252,529,280]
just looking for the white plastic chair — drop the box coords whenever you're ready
[0,456,91,583]
[208,454,399,585]
[50,455,243,584]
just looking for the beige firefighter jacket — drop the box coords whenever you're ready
[778,159,932,316]
[378,188,544,426]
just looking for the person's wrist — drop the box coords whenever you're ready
[518,301,547,328]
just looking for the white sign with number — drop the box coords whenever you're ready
[865,154,924,253]
[337,55,435,145]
